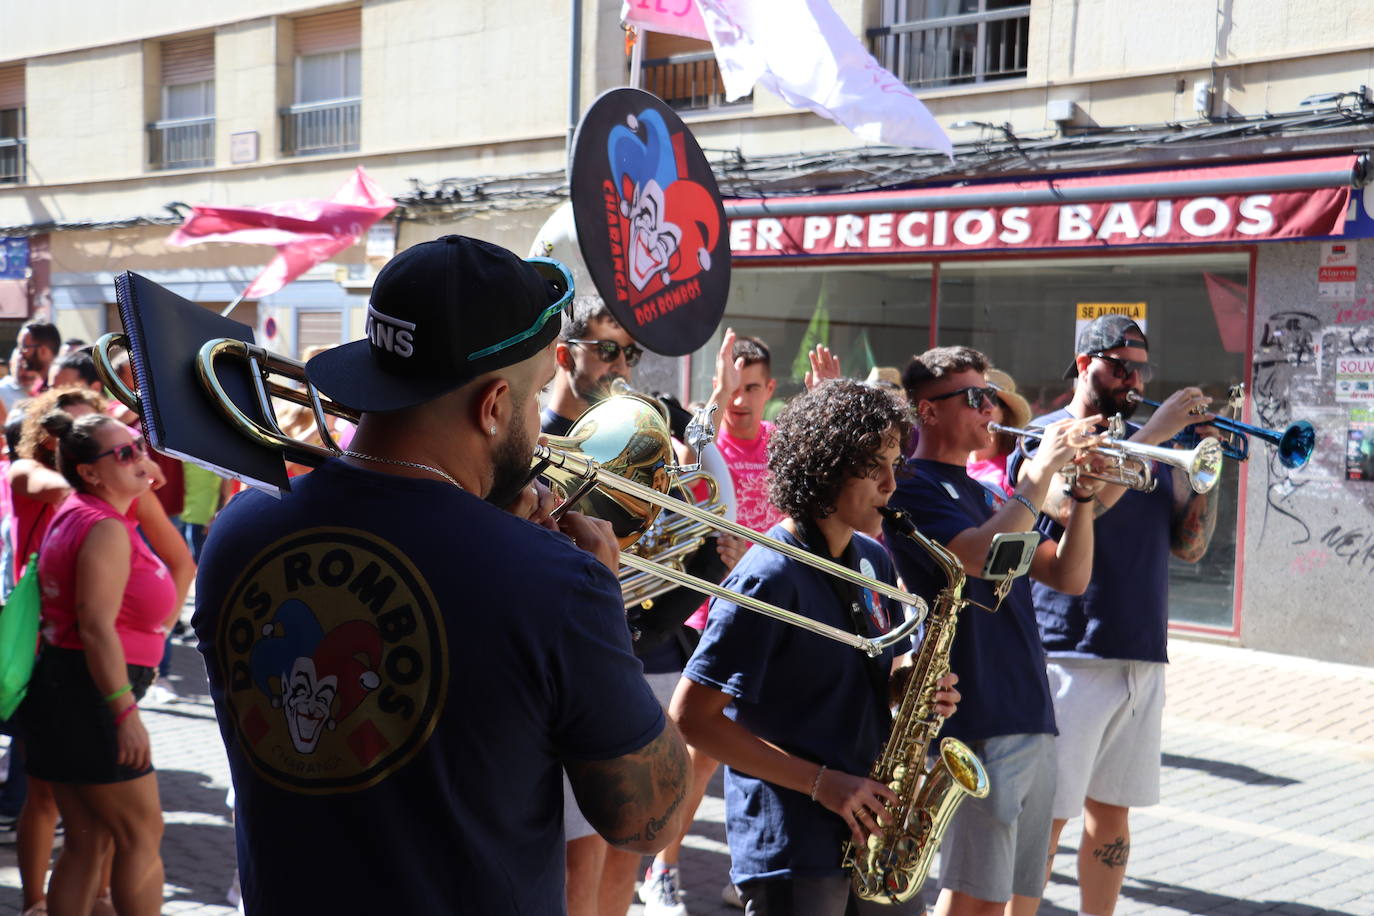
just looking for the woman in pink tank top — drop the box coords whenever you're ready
[18,412,174,916]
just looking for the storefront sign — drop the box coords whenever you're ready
[729,189,1350,258]
[0,237,27,279]
[1075,302,1147,346]
[1336,355,1374,401]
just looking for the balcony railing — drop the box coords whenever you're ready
[149,116,215,170]
[869,4,1030,90]
[0,138,23,184]
[281,98,360,156]
[641,52,750,113]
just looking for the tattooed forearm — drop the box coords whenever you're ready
[1171,486,1220,562]
[566,723,689,850]
[1093,836,1130,868]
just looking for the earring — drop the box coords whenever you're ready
[489,425,497,435]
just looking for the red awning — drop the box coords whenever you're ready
[726,154,1362,257]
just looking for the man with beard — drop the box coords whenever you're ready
[542,298,642,435]
[16,322,60,396]
[1009,315,1221,916]
[193,236,688,915]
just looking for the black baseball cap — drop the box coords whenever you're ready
[1063,314,1149,379]
[306,235,572,413]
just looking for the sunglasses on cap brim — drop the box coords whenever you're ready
[465,258,575,361]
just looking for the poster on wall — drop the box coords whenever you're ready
[1317,241,1358,300]
[1347,407,1374,480]
[1075,302,1147,347]
[1335,352,1374,401]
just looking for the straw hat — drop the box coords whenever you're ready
[984,367,1031,429]
[865,366,902,390]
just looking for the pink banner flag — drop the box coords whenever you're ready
[621,1,710,40]
[1204,271,1250,354]
[168,166,396,300]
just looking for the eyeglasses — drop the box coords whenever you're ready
[92,437,147,465]
[568,339,644,368]
[465,258,575,361]
[1090,353,1154,383]
[927,386,999,410]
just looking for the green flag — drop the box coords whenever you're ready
[791,281,831,383]
[846,328,878,379]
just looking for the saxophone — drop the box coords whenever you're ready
[842,506,991,904]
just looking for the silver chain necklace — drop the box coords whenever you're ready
[342,450,463,490]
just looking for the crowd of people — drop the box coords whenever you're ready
[0,233,1223,916]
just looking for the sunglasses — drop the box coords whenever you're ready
[927,386,1000,410]
[1090,353,1154,383]
[92,437,147,465]
[568,339,644,368]
[465,258,575,361]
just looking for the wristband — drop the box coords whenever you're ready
[1065,488,1095,504]
[810,764,827,802]
[104,684,132,705]
[1010,493,1037,516]
[114,703,137,726]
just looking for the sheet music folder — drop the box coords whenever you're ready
[113,271,291,497]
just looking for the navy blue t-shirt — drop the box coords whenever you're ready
[885,460,1055,745]
[1008,409,1176,662]
[683,525,902,885]
[193,460,663,915]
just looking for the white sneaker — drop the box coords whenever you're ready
[145,678,177,705]
[721,882,744,909]
[638,864,687,916]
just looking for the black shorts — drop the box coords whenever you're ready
[19,646,155,785]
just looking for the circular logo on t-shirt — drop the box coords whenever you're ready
[217,528,448,794]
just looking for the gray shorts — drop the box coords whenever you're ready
[564,670,682,842]
[1048,658,1165,820]
[937,733,1056,903]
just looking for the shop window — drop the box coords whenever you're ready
[937,252,1249,629]
[297,309,343,358]
[150,35,215,170]
[283,8,361,156]
[872,0,1030,90]
[640,31,750,113]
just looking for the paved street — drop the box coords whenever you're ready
[1,633,1371,915]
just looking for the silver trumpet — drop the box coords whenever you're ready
[989,417,1224,494]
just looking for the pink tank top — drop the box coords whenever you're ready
[38,493,177,667]
[12,489,56,581]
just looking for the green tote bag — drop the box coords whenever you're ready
[0,555,42,721]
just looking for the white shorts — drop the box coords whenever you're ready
[563,670,682,843]
[1048,658,1166,821]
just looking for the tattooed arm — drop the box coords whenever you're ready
[1169,460,1221,563]
[564,720,689,853]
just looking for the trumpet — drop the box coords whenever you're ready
[990,418,1224,494]
[1124,391,1315,470]
[95,332,926,658]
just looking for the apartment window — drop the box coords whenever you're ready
[283,8,361,156]
[639,32,750,113]
[150,36,215,170]
[872,0,1030,90]
[0,66,25,184]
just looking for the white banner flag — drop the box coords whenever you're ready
[694,0,953,155]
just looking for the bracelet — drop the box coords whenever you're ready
[113,703,137,726]
[1065,488,1096,504]
[103,684,132,705]
[809,764,827,802]
[1010,493,1037,516]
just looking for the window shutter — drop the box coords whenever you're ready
[0,67,24,110]
[161,36,214,86]
[297,310,344,356]
[294,8,361,55]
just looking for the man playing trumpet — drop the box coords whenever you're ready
[1009,315,1221,916]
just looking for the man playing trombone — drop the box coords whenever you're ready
[192,236,688,914]
[672,379,960,915]
[1009,315,1222,916]
[889,346,1102,916]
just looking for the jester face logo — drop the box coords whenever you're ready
[607,109,719,304]
[219,529,447,794]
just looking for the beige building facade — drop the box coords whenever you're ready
[3,0,1374,663]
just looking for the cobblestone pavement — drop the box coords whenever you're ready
[0,635,1370,915]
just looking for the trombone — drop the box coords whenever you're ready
[94,333,926,659]
[989,417,1224,494]
[1124,390,1315,471]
